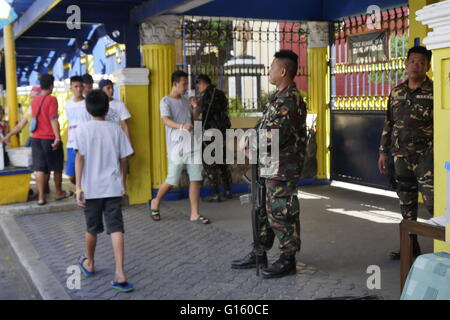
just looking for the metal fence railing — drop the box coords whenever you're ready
[180,16,309,116]
[330,6,409,111]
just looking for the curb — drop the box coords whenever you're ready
[0,201,79,217]
[0,216,71,300]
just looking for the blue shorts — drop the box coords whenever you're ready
[65,148,76,177]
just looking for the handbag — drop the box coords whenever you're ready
[29,96,47,133]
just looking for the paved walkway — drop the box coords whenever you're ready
[0,229,40,300]
[2,185,434,300]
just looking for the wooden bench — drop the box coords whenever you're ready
[400,219,446,292]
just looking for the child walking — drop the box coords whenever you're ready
[74,90,134,292]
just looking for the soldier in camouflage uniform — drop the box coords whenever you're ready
[232,50,307,278]
[378,46,433,260]
[191,75,233,202]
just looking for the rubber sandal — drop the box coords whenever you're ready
[56,190,74,201]
[77,254,95,277]
[37,200,47,206]
[147,199,160,221]
[110,280,134,293]
[191,215,210,224]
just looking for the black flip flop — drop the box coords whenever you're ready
[147,199,161,221]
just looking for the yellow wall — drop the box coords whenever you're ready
[141,44,176,189]
[432,47,450,252]
[54,91,72,158]
[17,94,31,146]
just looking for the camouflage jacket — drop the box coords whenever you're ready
[199,85,231,132]
[379,77,433,157]
[256,83,307,180]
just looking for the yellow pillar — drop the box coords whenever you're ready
[141,44,175,189]
[113,68,152,204]
[3,24,19,148]
[432,47,450,252]
[307,22,330,179]
[139,15,179,190]
[416,0,450,252]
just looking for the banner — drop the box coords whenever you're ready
[348,30,388,64]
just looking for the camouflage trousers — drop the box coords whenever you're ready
[203,163,232,193]
[394,151,434,220]
[203,139,232,193]
[258,179,301,256]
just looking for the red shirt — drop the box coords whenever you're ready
[31,95,59,140]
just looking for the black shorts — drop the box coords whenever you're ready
[30,138,64,172]
[84,197,124,235]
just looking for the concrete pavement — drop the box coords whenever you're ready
[0,184,434,300]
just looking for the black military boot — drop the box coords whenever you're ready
[261,253,296,279]
[222,189,233,200]
[203,193,222,202]
[231,249,268,269]
[203,185,222,202]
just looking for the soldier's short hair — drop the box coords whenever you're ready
[171,70,189,85]
[274,50,299,79]
[407,46,432,63]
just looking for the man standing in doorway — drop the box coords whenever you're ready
[378,46,434,260]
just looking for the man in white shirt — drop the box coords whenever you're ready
[99,79,132,143]
[148,71,209,225]
[65,76,91,185]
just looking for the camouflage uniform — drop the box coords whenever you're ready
[256,83,307,256]
[199,85,233,193]
[379,77,434,220]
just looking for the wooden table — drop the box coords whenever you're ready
[400,219,446,292]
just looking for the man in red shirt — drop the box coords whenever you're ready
[30,74,70,205]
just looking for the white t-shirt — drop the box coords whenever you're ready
[73,120,134,199]
[65,97,91,149]
[160,96,193,153]
[105,99,131,125]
